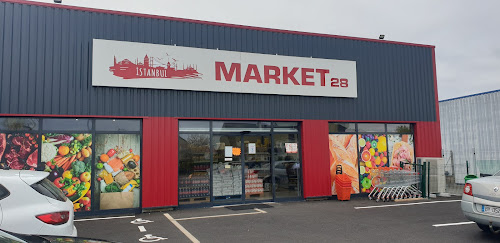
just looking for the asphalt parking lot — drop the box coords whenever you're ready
[75,196,500,243]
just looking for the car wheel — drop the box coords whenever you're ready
[477,223,499,232]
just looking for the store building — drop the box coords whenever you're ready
[0,0,441,215]
[440,89,500,183]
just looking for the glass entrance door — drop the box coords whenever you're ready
[243,135,272,201]
[212,134,273,203]
[212,135,243,203]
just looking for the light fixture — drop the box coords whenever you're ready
[54,0,62,3]
[379,35,385,40]
[75,118,78,121]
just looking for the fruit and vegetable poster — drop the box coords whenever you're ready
[329,134,359,195]
[358,134,388,193]
[42,134,93,212]
[0,133,39,170]
[95,134,140,210]
[388,134,414,170]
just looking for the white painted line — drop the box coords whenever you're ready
[165,213,200,243]
[138,226,147,232]
[254,208,268,213]
[74,215,135,222]
[433,221,475,227]
[175,208,267,221]
[354,199,461,209]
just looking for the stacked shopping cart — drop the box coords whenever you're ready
[368,167,422,202]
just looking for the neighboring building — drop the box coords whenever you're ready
[0,0,441,216]
[440,89,500,183]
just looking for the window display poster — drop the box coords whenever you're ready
[225,146,233,157]
[41,133,93,212]
[329,134,359,195]
[388,134,414,170]
[358,134,388,193]
[285,143,298,154]
[248,143,256,154]
[95,134,141,210]
[0,133,39,170]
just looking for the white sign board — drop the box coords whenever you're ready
[248,143,256,154]
[224,146,233,157]
[285,143,298,153]
[93,39,357,98]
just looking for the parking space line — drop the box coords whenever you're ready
[433,221,475,227]
[354,199,461,209]
[175,208,267,221]
[138,226,147,232]
[165,213,200,243]
[74,215,135,222]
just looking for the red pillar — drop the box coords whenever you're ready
[142,117,178,208]
[301,120,331,198]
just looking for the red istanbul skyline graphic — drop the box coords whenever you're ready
[109,53,202,79]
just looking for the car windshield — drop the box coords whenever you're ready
[31,178,67,202]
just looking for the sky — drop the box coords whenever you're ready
[29,0,500,100]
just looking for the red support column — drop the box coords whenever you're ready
[142,117,178,208]
[301,120,331,198]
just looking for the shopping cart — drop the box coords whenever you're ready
[368,167,422,202]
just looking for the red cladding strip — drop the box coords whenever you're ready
[142,117,178,208]
[2,0,434,49]
[414,49,442,158]
[301,120,331,198]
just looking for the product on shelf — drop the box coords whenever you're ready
[245,169,263,194]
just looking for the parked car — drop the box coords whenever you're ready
[0,170,77,237]
[461,171,500,232]
[262,161,300,190]
[0,229,113,243]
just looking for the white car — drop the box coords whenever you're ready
[461,173,500,232]
[0,170,77,237]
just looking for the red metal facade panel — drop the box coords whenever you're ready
[413,48,442,158]
[142,117,178,208]
[301,120,331,198]
[414,122,442,158]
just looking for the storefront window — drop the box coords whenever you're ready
[0,117,39,131]
[179,121,210,132]
[95,119,140,132]
[273,122,299,132]
[179,134,210,205]
[273,134,301,198]
[0,133,39,170]
[329,134,358,195]
[388,134,415,170]
[387,124,412,133]
[328,123,356,133]
[42,118,92,131]
[212,121,271,133]
[357,123,385,133]
[41,133,93,212]
[94,134,141,210]
[358,134,388,193]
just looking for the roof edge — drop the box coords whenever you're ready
[439,89,500,103]
[7,0,435,49]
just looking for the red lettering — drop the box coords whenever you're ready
[264,65,281,84]
[215,62,241,82]
[283,67,300,85]
[243,64,263,83]
[316,69,329,86]
[301,68,315,86]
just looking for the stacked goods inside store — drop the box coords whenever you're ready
[212,163,242,197]
[245,169,263,196]
[179,175,210,199]
[335,174,352,201]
